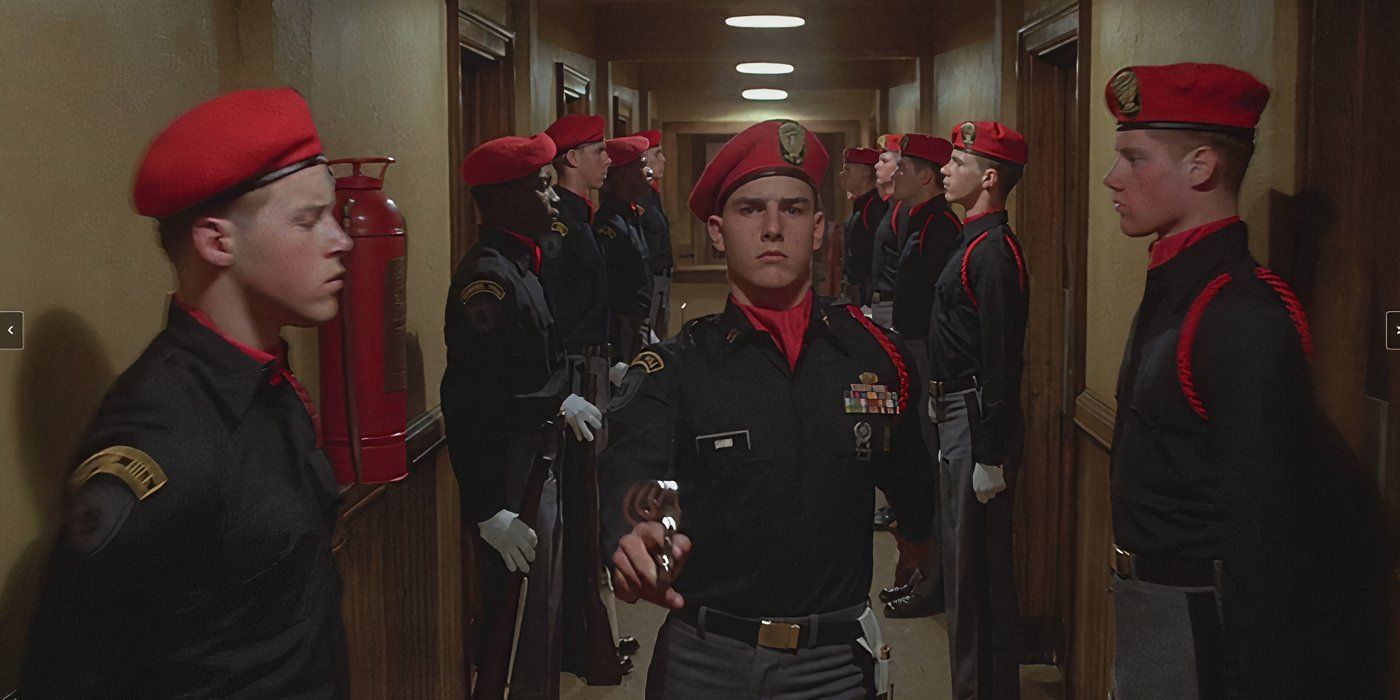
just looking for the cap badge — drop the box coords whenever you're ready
[778,121,807,166]
[1110,68,1142,119]
[960,122,977,146]
[899,135,911,151]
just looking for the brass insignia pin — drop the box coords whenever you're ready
[598,225,618,239]
[1110,68,1141,119]
[551,221,569,236]
[900,134,911,151]
[778,121,806,166]
[960,122,977,146]
[860,372,879,385]
[854,421,873,460]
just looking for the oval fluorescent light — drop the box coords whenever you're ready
[725,15,805,28]
[742,88,789,101]
[736,62,795,75]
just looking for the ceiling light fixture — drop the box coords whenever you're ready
[725,15,805,29]
[742,88,789,101]
[736,62,795,75]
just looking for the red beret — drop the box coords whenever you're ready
[688,119,829,221]
[950,121,1028,166]
[633,129,663,149]
[606,135,650,166]
[843,147,880,166]
[460,133,558,186]
[1106,63,1270,138]
[133,88,324,218]
[545,114,605,151]
[898,133,953,165]
[877,133,904,152]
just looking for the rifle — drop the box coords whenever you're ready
[472,417,562,700]
[575,348,624,685]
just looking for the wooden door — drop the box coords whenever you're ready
[449,8,515,268]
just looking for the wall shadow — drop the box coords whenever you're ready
[0,309,115,687]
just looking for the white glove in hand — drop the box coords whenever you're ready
[561,393,603,442]
[972,463,1007,504]
[609,361,629,387]
[477,509,537,573]
[860,305,874,318]
[648,329,662,344]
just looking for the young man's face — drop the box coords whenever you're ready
[707,175,824,295]
[644,145,665,180]
[1103,130,1197,237]
[874,151,898,187]
[227,165,352,328]
[569,140,611,190]
[839,162,873,197]
[941,149,986,209]
[891,156,926,202]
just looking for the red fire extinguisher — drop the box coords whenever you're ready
[320,157,409,484]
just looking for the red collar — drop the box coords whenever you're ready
[498,227,543,275]
[172,296,279,365]
[1148,216,1241,269]
[733,290,813,371]
[962,207,1006,227]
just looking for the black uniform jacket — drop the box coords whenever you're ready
[21,301,347,698]
[595,193,653,319]
[638,187,674,276]
[543,187,611,348]
[926,209,1029,466]
[598,297,934,618]
[442,226,566,523]
[842,188,886,288]
[870,198,910,296]
[892,194,962,339]
[1109,220,1329,696]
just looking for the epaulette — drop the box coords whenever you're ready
[1177,267,1313,420]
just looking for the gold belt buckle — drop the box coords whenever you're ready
[757,620,802,650]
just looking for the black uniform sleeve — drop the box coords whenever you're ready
[597,344,685,559]
[441,271,537,523]
[842,202,874,284]
[877,333,935,541]
[598,216,652,317]
[969,236,1027,466]
[1193,285,1312,697]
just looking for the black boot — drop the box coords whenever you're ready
[882,592,945,618]
[878,581,916,603]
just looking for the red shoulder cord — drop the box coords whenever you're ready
[1004,234,1028,292]
[845,305,911,414]
[1177,269,1314,421]
[1177,273,1233,420]
[961,232,991,309]
[1254,268,1314,357]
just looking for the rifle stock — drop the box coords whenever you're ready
[577,356,624,685]
[472,418,561,700]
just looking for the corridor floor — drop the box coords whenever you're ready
[560,531,1065,699]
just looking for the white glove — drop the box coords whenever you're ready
[561,393,603,442]
[609,361,629,387]
[860,305,873,318]
[648,329,662,344]
[477,509,538,573]
[972,463,1007,504]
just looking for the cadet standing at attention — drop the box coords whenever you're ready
[930,120,1030,699]
[599,119,932,699]
[445,133,603,699]
[21,88,353,698]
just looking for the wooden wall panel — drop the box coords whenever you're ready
[1068,392,1115,699]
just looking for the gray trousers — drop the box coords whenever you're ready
[904,339,944,603]
[646,602,875,699]
[1111,574,1225,699]
[473,432,564,699]
[870,300,894,329]
[935,389,1020,699]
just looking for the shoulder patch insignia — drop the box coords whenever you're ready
[460,280,506,305]
[597,224,618,239]
[630,350,665,373]
[69,445,167,500]
[551,220,569,236]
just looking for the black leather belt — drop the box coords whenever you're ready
[929,376,978,399]
[1111,545,1220,588]
[674,605,866,651]
[565,342,611,357]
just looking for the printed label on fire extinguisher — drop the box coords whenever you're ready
[384,257,408,393]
